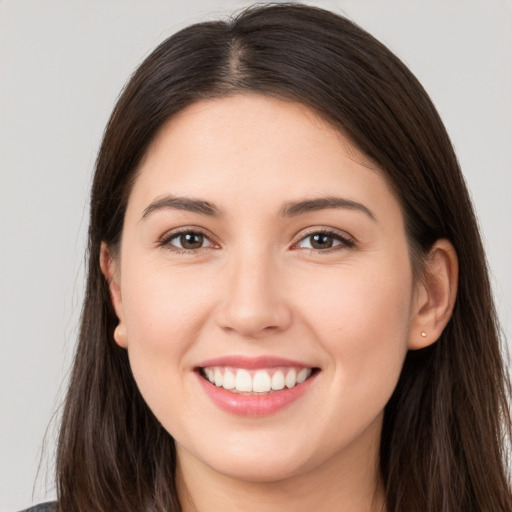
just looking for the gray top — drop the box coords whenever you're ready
[19,503,56,512]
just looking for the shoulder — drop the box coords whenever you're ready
[18,503,57,512]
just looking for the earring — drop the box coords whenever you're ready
[421,331,427,338]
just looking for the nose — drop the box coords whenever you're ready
[216,249,292,339]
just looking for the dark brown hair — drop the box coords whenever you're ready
[56,4,512,511]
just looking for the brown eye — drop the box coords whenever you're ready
[179,232,204,249]
[164,231,214,252]
[296,231,354,251]
[310,233,334,249]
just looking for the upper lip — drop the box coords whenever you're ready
[196,355,316,369]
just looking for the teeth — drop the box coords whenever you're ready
[271,371,285,390]
[223,369,235,390]
[253,370,271,393]
[285,368,297,388]
[205,368,215,384]
[214,368,223,387]
[296,368,311,384]
[235,369,252,392]
[202,366,313,394]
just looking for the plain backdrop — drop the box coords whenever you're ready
[1,1,511,510]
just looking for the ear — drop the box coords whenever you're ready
[100,242,128,348]
[409,239,458,350]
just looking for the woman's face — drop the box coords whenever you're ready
[108,94,422,484]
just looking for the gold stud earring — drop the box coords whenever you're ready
[421,331,427,338]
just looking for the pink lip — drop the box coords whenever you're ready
[196,355,313,370]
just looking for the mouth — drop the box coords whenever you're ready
[197,365,319,395]
[194,357,320,416]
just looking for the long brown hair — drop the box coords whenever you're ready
[56,4,512,511]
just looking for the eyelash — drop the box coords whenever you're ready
[159,228,355,255]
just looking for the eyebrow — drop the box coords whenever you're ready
[141,195,222,220]
[141,194,376,222]
[280,197,376,221]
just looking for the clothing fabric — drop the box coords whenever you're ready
[19,502,56,512]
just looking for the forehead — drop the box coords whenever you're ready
[145,94,377,173]
[128,94,400,223]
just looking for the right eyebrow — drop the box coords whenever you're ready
[140,194,222,221]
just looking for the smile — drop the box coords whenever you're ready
[200,366,313,394]
[195,357,320,416]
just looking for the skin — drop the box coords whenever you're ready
[101,94,458,512]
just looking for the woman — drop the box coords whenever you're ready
[24,3,511,511]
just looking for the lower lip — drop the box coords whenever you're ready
[195,371,318,417]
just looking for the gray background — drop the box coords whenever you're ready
[1,1,511,510]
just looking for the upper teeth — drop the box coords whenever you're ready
[202,367,312,394]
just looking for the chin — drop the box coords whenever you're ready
[176,428,317,484]
[208,453,310,484]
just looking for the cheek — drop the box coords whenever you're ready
[300,258,412,329]
[119,260,215,407]
[298,261,412,403]
[121,256,212,343]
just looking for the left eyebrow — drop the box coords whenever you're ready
[280,197,376,221]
